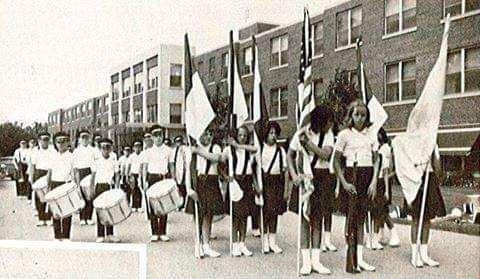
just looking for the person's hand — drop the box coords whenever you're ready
[187,189,199,201]
[343,182,357,195]
[367,183,377,199]
[227,137,237,147]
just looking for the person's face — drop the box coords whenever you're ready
[352,106,367,129]
[123,149,130,156]
[134,146,142,154]
[39,137,50,149]
[20,142,27,148]
[80,134,91,146]
[29,140,36,148]
[200,131,213,146]
[152,131,163,146]
[237,127,248,144]
[266,127,277,145]
[101,144,112,157]
[55,137,69,152]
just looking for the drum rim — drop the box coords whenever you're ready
[45,183,80,201]
[93,189,127,209]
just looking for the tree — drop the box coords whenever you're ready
[0,122,48,157]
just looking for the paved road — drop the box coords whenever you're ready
[0,181,479,278]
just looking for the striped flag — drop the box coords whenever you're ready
[296,8,315,129]
[228,31,249,129]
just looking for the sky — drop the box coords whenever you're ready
[0,0,346,125]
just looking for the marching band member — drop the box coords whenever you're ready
[333,101,379,273]
[30,132,54,226]
[13,140,29,198]
[185,129,225,258]
[142,125,174,242]
[73,130,96,226]
[91,138,121,243]
[119,146,131,205]
[224,125,260,257]
[288,105,334,275]
[26,138,38,204]
[407,144,446,267]
[171,135,187,209]
[260,121,287,254]
[46,132,74,241]
[127,142,144,212]
[372,128,399,249]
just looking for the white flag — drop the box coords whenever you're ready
[392,18,450,204]
[229,46,249,128]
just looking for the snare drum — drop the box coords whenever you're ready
[146,179,183,216]
[94,189,131,226]
[32,175,49,202]
[45,182,85,218]
[80,174,95,200]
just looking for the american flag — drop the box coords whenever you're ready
[296,8,315,129]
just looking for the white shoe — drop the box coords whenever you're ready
[87,220,95,225]
[320,244,327,252]
[108,235,120,243]
[411,244,424,268]
[150,235,159,242]
[262,234,270,254]
[357,245,376,271]
[372,234,384,250]
[252,229,261,237]
[159,235,170,242]
[80,220,87,226]
[300,249,312,275]
[33,211,38,217]
[389,228,400,247]
[420,245,439,267]
[63,239,72,242]
[231,243,241,257]
[203,244,221,258]
[194,242,204,259]
[132,208,137,212]
[311,249,332,275]
[323,232,337,252]
[138,208,144,213]
[268,234,283,254]
[96,237,105,243]
[46,220,53,226]
[36,221,45,227]
[239,242,253,257]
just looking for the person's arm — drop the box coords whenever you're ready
[252,156,262,194]
[227,137,257,153]
[287,148,301,184]
[367,150,380,199]
[333,150,356,195]
[193,145,224,162]
[303,140,332,161]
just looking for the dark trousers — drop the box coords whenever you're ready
[17,163,29,197]
[78,168,94,221]
[121,176,132,204]
[50,181,72,239]
[95,183,114,237]
[33,169,51,221]
[147,173,169,235]
[251,209,260,231]
[130,174,142,209]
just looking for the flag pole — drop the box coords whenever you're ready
[228,30,235,257]
[415,161,431,263]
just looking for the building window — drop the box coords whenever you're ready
[385,0,417,34]
[270,35,288,68]
[336,6,362,48]
[385,59,416,102]
[123,111,130,123]
[121,69,131,98]
[170,64,182,88]
[134,108,143,123]
[112,114,119,125]
[242,47,253,75]
[134,62,143,94]
[444,0,480,17]
[447,46,480,94]
[221,53,228,79]
[169,103,182,124]
[270,86,288,118]
[313,22,324,56]
[208,57,215,82]
[112,82,119,101]
[147,104,158,123]
[147,55,158,90]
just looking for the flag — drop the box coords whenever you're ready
[184,33,216,141]
[228,31,249,129]
[355,40,388,139]
[296,8,315,129]
[252,36,269,153]
[391,18,450,204]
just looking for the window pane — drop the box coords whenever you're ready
[402,0,416,30]
[280,88,288,116]
[446,50,461,94]
[271,38,280,54]
[386,0,399,17]
[444,0,462,16]
[386,63,399,102]
[386,14,400,34]
[243,47,253,75]
[465,0,480,12]
[314,22,324,55]
[271,52,279,68]
[402,60,416,99]
[280,37,288,51]
[270,90,279,117]
[351,7,362,44]
[465,47,480,92]
[336,10,349,47]
[280,49,288,65]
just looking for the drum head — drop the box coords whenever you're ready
[32,175,48,190]
[146,179,176,197]
[94,189,125,209]
[45,182,76,200]
[80,174,92,187]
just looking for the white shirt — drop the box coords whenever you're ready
[289,125,335,171]
[378,144,392,178]
[72,145,96,170]
[93,154,119,184]
[196,144,221,175]
[31,146,56,171]
[224,146,255,175]
[261,144,286,175]
[128,152,143,175]
[49,151,74,182]
[142,144,173,174]
[14,148,29,164]
[335,127,378,167]
[118,155,130,174]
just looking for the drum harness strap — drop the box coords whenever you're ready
[204,144,215,175]
[266,146,283,175]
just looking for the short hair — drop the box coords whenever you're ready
[98,138,113,145]
[310,105,334,133]
[37,132,51,139]
[150,125,164,134]
[174,135,184,143]
[266,121,281,137]
[78,129,91,137]
[133,141,143,146]
[345,100,373,129]
[143,133,152,138]
[53,132,69,141]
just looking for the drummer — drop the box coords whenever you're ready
[91,138,121,243]
[142,125,174,242]
[30,132,54,226]
[13,140,29,198]
[119,146,131,206]
[185,128,225,258]
[47,132,74,241]
[73,129,97,226]
[127,142,144,212]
